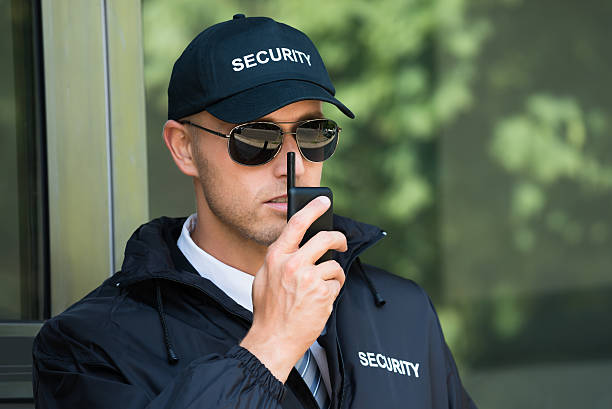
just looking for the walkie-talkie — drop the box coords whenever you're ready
[286,152,334,263]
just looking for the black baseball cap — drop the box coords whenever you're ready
[167,14,354,123]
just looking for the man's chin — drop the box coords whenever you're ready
[244,216,285,247]
[248,229,283,247]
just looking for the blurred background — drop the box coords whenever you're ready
[1,0,611,407]
[143,0,612,407]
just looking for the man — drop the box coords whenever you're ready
[33,14,476,409]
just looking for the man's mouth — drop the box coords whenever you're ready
[265,195,288,212]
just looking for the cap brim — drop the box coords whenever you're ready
[206,79,355,123]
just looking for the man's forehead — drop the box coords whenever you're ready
[256,100,324,122]
[197,100,324,126]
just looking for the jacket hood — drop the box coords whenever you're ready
[116,214,385,287]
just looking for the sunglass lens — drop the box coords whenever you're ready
[229,123,282,165]
[296,119,339,162]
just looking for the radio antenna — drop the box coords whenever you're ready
[287,152,295,190]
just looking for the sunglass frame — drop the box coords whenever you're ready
[179,118,341,166]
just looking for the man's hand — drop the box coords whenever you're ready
[240,196,347,382]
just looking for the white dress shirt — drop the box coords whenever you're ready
[177,213,331,395]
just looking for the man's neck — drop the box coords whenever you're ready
[190,210,267,276]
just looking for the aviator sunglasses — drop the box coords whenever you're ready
[179,118,341,166]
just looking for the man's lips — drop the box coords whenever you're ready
[264,195,288,211]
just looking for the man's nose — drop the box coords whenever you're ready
[274,134,305,178]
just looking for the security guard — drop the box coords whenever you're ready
[33,14,476,409]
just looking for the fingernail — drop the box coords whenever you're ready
[318,196,331,206]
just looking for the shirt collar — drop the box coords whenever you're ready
[177,213,254,312]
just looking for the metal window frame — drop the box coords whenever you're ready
[0,0,148,403]
[43,0,149,316]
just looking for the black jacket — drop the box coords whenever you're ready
[33,215,476,409]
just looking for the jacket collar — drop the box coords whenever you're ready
[115,214,385,288]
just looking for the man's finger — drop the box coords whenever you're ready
[322,278,342,299]
[298,231,347,264]
[315,260,346,287]
[275,196,331,252]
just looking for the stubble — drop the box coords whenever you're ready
[194,152,284,247]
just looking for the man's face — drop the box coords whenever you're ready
[190,100,325,246]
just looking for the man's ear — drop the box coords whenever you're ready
[163,120,199,177]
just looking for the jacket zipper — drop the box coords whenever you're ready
[334,230,386,409]
[334,230,386,307]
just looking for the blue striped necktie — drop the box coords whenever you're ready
[295,348,330,409]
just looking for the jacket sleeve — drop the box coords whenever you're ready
[33,329,285,409]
